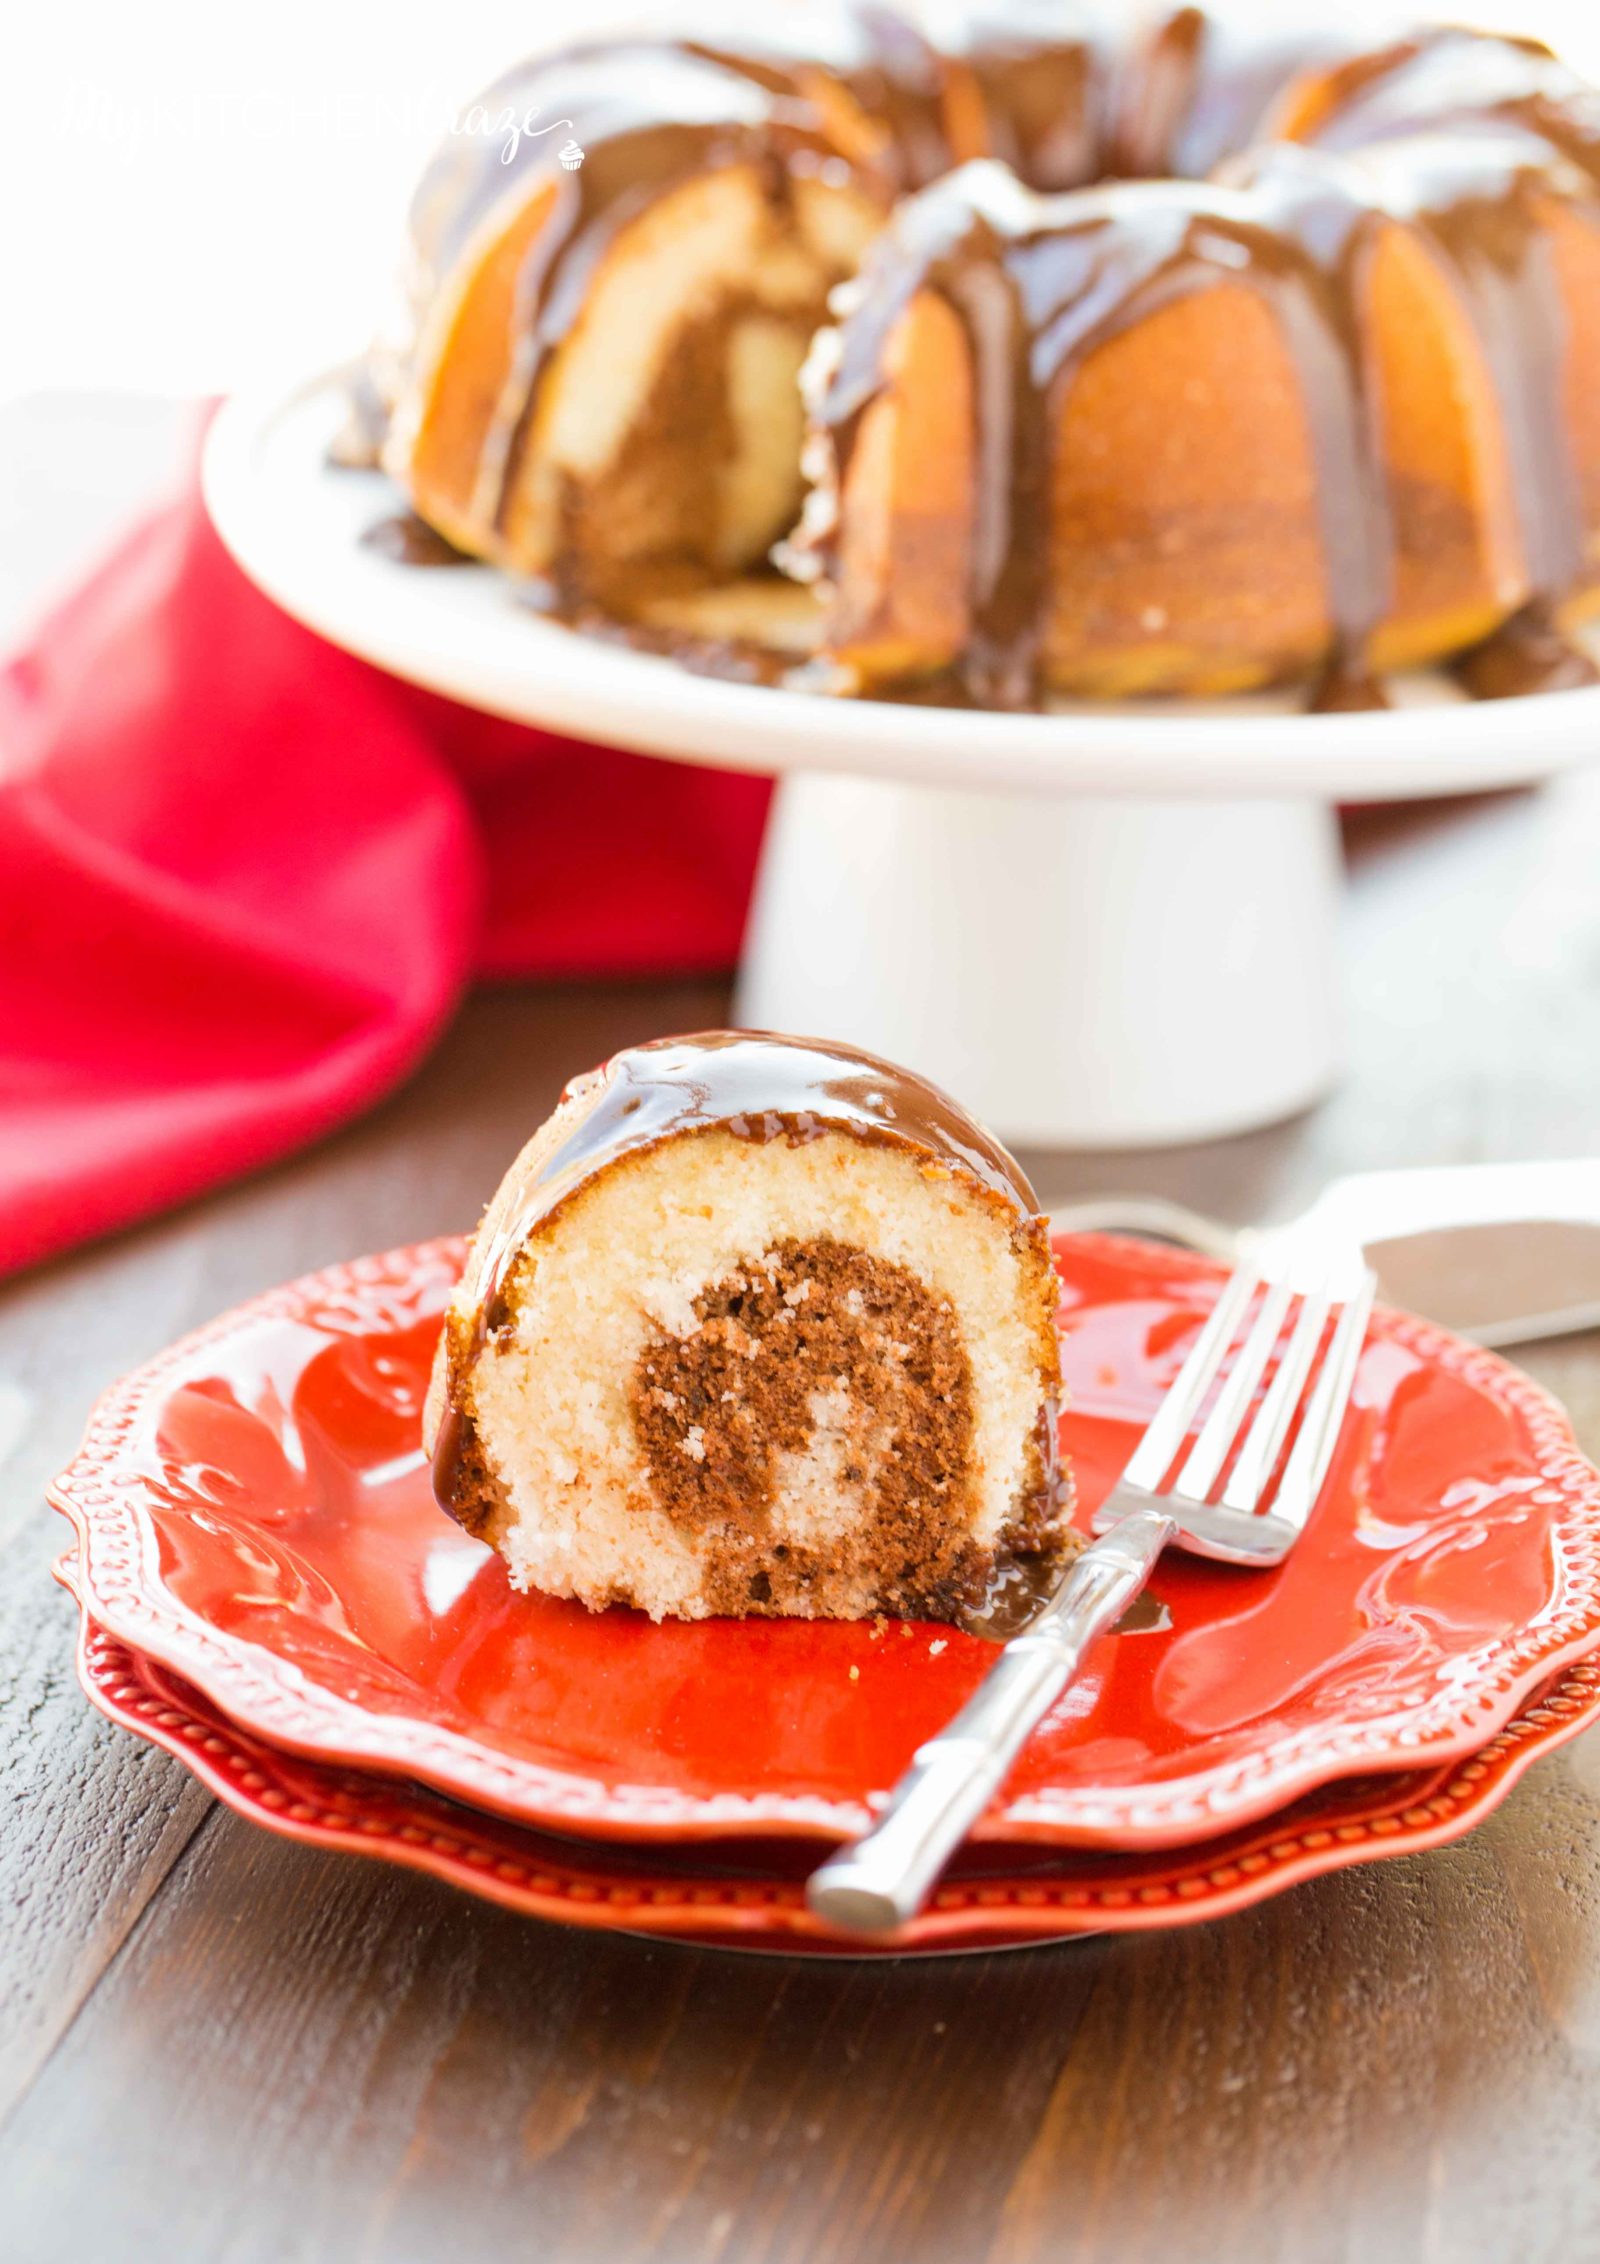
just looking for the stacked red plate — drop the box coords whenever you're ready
[51,1232,1600,1954]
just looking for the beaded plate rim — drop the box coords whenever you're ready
[49,1232,1600,1849]
[66,1595,1600,1951]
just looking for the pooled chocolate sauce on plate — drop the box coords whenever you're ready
[360,511,474,567]
[967,1548,1174,1641]
[1452,602,1600,699]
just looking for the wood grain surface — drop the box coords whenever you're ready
[5,399,1600,2263]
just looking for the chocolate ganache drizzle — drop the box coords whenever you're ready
[399,7,1013,559]
[791,16,1600,708]
[429,1031,1048,1522]
[811,150,1406,710]
[376,9,1600,709]
[472,1030,1041,1320]
[458,53,849,550]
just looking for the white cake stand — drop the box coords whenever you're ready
[204,371,1600,1148]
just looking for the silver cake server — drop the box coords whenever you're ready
[1053,1158,1600,1349]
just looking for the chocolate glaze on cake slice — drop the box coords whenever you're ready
[424,1031,1069,1624]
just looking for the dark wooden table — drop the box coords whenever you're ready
[6,400,1600,2263]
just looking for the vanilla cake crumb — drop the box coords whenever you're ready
[425,1033,1068,1624]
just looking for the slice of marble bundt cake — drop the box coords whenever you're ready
[424,1031,1068,1623]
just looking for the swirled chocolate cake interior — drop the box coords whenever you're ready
[424,1032,1068,1623]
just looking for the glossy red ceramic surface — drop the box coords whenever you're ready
[65,1601,1600,1952]
[51,1233,1600,1849]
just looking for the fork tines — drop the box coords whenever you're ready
[1101,1242,1375,1566]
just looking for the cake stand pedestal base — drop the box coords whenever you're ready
[735,777,1344,1149]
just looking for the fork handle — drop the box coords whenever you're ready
[806,1508,1175,1936]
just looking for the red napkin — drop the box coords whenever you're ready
[0,421,772,1279]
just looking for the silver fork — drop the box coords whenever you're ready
[806,1242,1376,1937]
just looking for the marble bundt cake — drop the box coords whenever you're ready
[424,1033,1067,1623]
[377,7,1600,708]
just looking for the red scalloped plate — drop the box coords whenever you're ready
[64,1597,1600,1953]
[49,1232,1600,1851]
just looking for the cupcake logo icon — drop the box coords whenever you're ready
[461,102,584,168]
